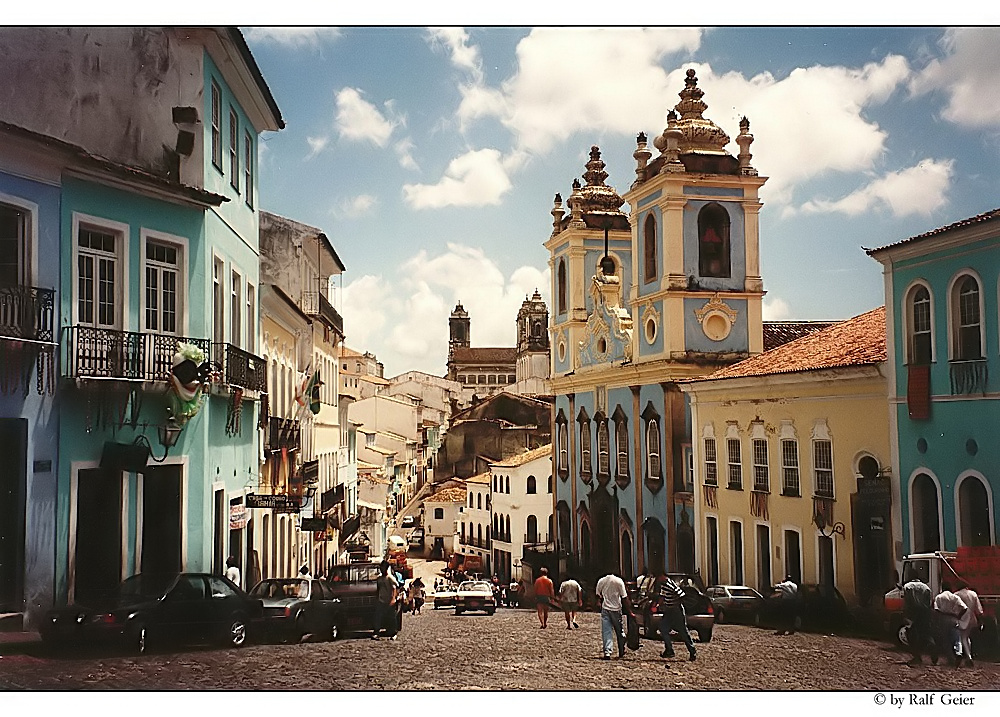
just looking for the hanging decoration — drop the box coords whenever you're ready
[226,387,244,436]
[258,391,269,430]
[166,342,212,430]
[292,366,323,418]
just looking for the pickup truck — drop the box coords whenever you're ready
[884,547,1000,654]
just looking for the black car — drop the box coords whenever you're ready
[40,573,264,654]
[757,583,852,633]
[250,578,343,642]
[326,563,403,635]
[632,573,715,643]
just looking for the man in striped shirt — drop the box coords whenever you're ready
[657,571,696,663]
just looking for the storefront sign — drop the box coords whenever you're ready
[246,493,300,512]
[229,502,247,530]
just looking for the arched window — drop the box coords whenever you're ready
[911,473,941,553]
[597,418,610,475]
[505,475,510,494]
[581,521,592,566]
[698,202,731,278]
[613,408,629,485]
[505,515,511,542]
[469,493,474,508]
[477,493,482,510]
[526,475,536,494]
[580,415,592,475]
[646,418,661,479]
[957,475,992,547]
[557,419,569,474]
[953,275,982,360]
[907,285,933,365]
[477,523,483,547]
[547,474,553,493]
[643,213,657,283]
[557,258,567,314]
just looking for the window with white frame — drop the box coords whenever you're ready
[727,437,743,490]
[212,257,224,346]
[557,421,568,472]
[0,203,28,286]
[230,269,242,347]
[953,275,982,360]
[77,226,121,329]
[580,418,592,474]
[597,419,610,475]
[229,107,240,192]
[704,437,718,485]
[144,238,181,334]
[210,81,222,170]
[813,439,834,498]
[646,418,661,479]
[615,415,629,478]
[908,285,932,365]
[752,437,769,492]
[245,282,255,353]
[781,439,800,496]
[244,131,254,208]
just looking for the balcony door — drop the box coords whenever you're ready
[143,237,184,378]
[75,224,124,377]
[0,203,27,287]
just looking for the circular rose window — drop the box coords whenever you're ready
[644,317,657,344]
[702,312,731,341]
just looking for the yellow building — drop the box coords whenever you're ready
[680,307,893,606]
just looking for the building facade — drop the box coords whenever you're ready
[548,70,767,585]
[681,308,893,606]
[490,444,554,583]
[868,210,1000,558]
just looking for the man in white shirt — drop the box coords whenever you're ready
[225,556,241,589]
[595,572,631,659]
[558,575,582,630]
[932,583,968,666]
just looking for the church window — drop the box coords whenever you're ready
[643,213,657,283]
[907,284,933,365]
[698,203,731,278]
[557,258,567,314]
[597,418,610,476]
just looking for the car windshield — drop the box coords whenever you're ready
[250,579,310,599]
[730,588,760,598]
[118,573,176,603]
[460,582,491,593]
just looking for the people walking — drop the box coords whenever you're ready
[932,582,968,667]
[773,575,799,635]
[558,574,582,629]
[533,567,555,628]
[372,561,399,640]
[954,581,984,667]
[225,556,241,589]
[595,571,631,660]
[411,578,426,615]
[903,575,934,666]
[656,570,696,663]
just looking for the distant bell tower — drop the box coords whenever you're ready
[515,289,550,384]
[449,302,471,354]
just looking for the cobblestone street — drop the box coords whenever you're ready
[2,605,999,691]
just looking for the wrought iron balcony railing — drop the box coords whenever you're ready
[214,342,267,392]
[950,358,988,395]
[63,326,211,382]
[265,416,301,451]
[301,291,344,336]
[0,283,55,343]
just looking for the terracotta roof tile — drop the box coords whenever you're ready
[763,321,838,351]
[466,471,491,484]
[450,347,517,364]
[427,487,468,503]
[491,444,552,468]
[695,307,886,381]
[867,208,1000,254]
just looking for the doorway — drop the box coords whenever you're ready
[75,467,122,604]
[784,530,802,584]
[756,524,771,592]
[0,419,27,612]
[141,464,182,576]
[818,535,834,589]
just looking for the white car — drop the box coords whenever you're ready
[454,581,496,616]
[433,584,457,609]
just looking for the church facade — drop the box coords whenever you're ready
[548,70,767,583]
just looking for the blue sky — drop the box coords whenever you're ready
[238,24,1000,378]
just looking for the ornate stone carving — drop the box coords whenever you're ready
[695,293,738,342]
[654,69,731,157]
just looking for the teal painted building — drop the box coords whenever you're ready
[0,28,283,618]
[868,210,1000,557]
[547,71,767,583]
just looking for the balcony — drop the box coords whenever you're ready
[215,343,266,393]
[63,326,211,382]
[0,284,55,343]
[301,291,344,336]
[265,416,301,452]
[950,358,988,396]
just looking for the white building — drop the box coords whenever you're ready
[490,444,554,583]
[458,472,492,573]
[423,486,466,561]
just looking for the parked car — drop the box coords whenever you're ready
[454,581,496,615]
[632,573,714,643]
[433,583,458,609]
[250,577,343,642]
[705,585,765,624]
[40,573,263,655]
[408,528,425,548]
[326,563,403,636]
[757,583,852,633]
[400,515,415,529]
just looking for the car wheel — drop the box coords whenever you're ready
[329,622,340,641]
[487,609,495,616]
[715,609,726,624]
[455,607,463,616]
[226,617,248,648]
[697,628,713,643]
[129,624,148,655]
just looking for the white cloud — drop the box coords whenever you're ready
[336,194,377,218]
[395,137,419,171]
[426,27,483,83]
[456,84,508,132]
[762,297,792,321]
[912,27,1000,128]
[335,87,397,147]
[342,244,550,376]
[402,148,512,209]
[242,27,342,48]
[795,159,954,218]
[305,136,328,158]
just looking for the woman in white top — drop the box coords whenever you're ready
[954,581,985,667]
